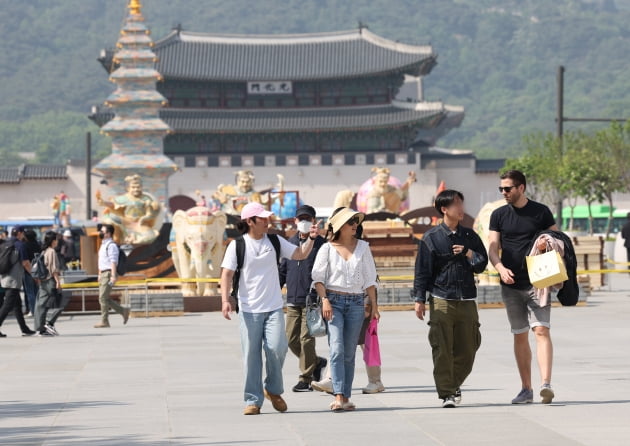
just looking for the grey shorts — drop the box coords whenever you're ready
[501,285,551,334]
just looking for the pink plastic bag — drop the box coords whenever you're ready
[363,318,381,367]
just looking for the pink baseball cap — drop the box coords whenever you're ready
[240,202,273,220]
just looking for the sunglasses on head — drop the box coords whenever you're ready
[346,216,360,226]
[498,186,517,193]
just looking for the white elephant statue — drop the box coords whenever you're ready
[171,206,227,297]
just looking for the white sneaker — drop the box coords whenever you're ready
[362,381,386,394]
[44,324,59,336]
[311,377,333,394]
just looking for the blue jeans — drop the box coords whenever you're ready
[239,309,288,408]
[326,292,365,398]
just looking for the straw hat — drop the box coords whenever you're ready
[327,208,365,234]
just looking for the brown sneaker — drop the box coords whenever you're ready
[243,405,261,415]
[264,390,287,413]
[94,322,110,328]
[123,308,130,325]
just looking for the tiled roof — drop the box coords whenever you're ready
[164,103,446,133]
[412,108,465,148]
[101,29,437,81]
[0,167,21,184]
[0,164,68,184]
[91,103,448,134]
[23,164,68,180]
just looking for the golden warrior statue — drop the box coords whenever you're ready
[212,170,265,215]
[96,174,162,244]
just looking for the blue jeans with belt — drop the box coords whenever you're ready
[326,292,365,398]
[239,309,288,408]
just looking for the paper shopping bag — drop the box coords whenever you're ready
[526,250,568,289]
[363,318,381,367]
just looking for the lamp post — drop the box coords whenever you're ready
[86,132,92,220]
[86,131,108,222]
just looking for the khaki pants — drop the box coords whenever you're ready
[428,297,481,399]
[98,271,125,324]
[285,305,317,383]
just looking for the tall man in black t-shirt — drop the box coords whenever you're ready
[488,170,557,405]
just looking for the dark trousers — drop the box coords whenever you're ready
[286,305,318,383]
[428,297,482,399]
[23,273,38,313]
[34,279,64,332]
[0,288,32,333]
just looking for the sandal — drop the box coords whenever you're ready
[330,400,344,412]
[342,401,356,411]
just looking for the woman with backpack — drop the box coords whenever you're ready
[34,231,64,336]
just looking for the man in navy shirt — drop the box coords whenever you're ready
[488,170,557,405]
[0,226,36,337]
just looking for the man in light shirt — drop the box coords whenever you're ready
[94,224,130,328]
[220,202,319,415]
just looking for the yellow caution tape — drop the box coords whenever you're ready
[60,269,626,290]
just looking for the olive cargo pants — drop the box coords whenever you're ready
[428,297,482,399]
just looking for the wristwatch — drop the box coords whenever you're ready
[309,235,317,240]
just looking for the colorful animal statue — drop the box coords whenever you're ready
[170,206,227,297]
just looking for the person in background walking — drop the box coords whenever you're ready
[22,229,41,317]
[412,190,487,408]
[279,205,328,392]
[0,226,36,337]
[311,207,379,412]
[61,229,76,264]
[94,224,130,328]
[34,231,64,337]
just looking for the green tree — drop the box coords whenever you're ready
[503,132,563,209]
[590,122,630,237]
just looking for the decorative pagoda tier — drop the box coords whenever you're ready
[94,0,177,205]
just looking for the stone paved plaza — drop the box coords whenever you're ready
[1,276,629,446]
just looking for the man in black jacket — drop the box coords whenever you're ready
[279,205,327,392]
[412,190,488,408]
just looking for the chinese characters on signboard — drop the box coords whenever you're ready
[247,81,292,95]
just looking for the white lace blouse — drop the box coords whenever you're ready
[311,240,378,294]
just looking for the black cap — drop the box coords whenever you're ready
[295,205,316,218]
[11,225,25,235]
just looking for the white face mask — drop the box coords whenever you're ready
[297,220,312,234]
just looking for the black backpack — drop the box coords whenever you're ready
[105,241,128,277]
[30,252,49,280]
[0,240,18,275]
[230,234,281,313]
[116,249,128,276]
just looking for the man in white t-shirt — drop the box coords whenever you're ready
[220,202,320,415]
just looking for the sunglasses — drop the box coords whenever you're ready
[498,186,517,193]
[346,216,360,226]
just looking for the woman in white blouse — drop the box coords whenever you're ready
[312,207,379,412]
